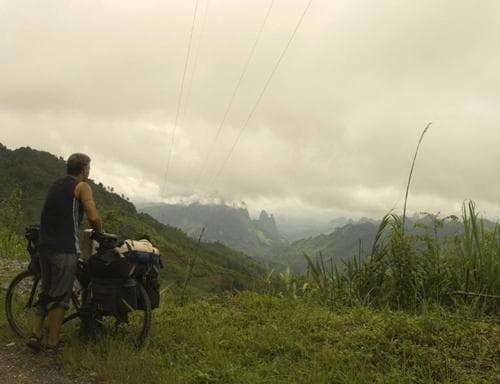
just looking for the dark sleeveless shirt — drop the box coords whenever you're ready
[39,176,84,254]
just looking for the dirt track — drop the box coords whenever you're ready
[1,258,98,384]
[0,342,98,384]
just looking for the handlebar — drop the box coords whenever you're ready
[90,231,119,250]
[91,231,118,242]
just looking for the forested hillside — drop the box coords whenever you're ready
[279,214,476,272]
[0,144,266,296]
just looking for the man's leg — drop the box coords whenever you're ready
[47,307,65,347]
[28,253,49,351]
[27,312,45,351]
[32,313,44,338]
[45,252,77,349]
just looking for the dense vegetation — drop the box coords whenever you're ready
[279,220,379,272]
[279,214,475,273]
[294,203,500,315]
[0,144,499,383]
[0,291,497,384]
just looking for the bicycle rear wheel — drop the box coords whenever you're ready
[5,270,82,338]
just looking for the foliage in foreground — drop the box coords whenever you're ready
[301,201,500,314]
[0,189,25,261]
[1,292,498,384]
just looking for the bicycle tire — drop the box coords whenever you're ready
[84,282,152,348]
[5,270,40,338]
[5,270,82,338]
[134,283,152,347]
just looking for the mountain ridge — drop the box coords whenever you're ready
[140,203,288,263]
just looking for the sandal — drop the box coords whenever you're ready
[43,343,63,359]
[45,341,64,355]
[26,333,42,352]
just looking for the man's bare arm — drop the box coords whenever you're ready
[75,182,103,232]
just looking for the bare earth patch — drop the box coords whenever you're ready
[0,342,99,384]
[0,259,97,384]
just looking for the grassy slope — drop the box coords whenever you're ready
[1,292,497,384]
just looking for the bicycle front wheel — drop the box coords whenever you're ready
[5,270,40,338]
[87,283,152,348]
[132,283,152,347]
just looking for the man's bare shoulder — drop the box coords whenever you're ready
[75,181,94,200]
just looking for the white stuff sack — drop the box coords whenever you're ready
[114,239,160,256]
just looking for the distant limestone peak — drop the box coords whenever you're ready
[254,210,284,243]
[258,210,276,225]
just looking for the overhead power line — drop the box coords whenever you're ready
[161,0,200,197]
[180,0,211,128]
[208,0,314,188]
[193,0,275,190]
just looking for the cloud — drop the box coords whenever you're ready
[1,0,500,218]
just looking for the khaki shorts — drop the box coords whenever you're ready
[35,251,77,316]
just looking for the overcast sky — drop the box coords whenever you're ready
[1,0,500,219]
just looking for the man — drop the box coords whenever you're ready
[27,153,103,352]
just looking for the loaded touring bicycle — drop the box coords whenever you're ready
[5,225,162,348]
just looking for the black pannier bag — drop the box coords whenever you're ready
[115,239,162,310]
[130,256,161,310]
[91,277,137,316]
[89,249,134,279]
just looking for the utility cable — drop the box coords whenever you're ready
[161,0,200,197]
[193,0,275,189]
[208,0,313,188]
[180,0,211,128]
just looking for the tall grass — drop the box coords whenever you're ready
[402,122,431,236]
[0,231,25,260]
[179,227,205,305]
[453,201,500,309]
[304,201,500,314]
[0,188,26,261]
